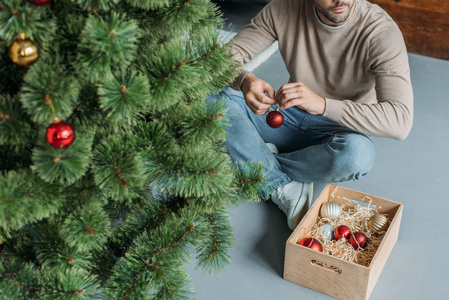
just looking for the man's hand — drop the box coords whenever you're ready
[241,74,277,115]
[275,82,326,115]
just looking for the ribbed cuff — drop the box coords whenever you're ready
[322,97,346,123]
[230,68,251,91]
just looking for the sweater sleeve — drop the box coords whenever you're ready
[227,0,288,90]
[323,25,413,140]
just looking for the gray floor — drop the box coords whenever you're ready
[186,2,449,299]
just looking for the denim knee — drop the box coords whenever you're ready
[329,133,375,181]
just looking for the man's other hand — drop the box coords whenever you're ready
[241,74,277,115]
[275,82,326,115]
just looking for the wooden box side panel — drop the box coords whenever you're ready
[284,242,370,300]
[366,204,403,298]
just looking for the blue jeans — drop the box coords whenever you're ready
[208,87,375,199]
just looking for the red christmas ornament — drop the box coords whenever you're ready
[266,107,284,128]
[30,0,52,5]
[297,238,323,252]
[349,232,368,250]
[334,225,351,240]
[46,120,75,149]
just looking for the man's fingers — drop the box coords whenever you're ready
[265,84,276,101]
[280,82,304,90]
[278,92,302,108]
[276,83,304,101]
[282,99,301,109]
[246,94,272,114]
[255,91,276,105]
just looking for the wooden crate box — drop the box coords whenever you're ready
[284,184,403,300]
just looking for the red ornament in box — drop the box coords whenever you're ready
[30,0,51,5]
[46,120,75,149]
[349,232,368,249]
[266,107,284,128]
[334,225,351,240]
[297,238,323,252]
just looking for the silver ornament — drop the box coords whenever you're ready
[318,224,334,241]
[320,201,342,220]
[368,214,389,232]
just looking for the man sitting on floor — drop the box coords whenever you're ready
[210,0,413,229]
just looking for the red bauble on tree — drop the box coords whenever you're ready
[266,107,284,128]
[349,232,368,249]
[30,0,51,5]
[334,225,351,240]
[46,120,75,149]
[297,237,323,252]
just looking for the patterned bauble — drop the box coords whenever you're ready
[368,214,389,233]
[30,0,52,5]
[349,232,368,249]
[46,120,75,149]
[298,238,323,252]
[266,107,284,128]
[334,225,351,240]
[320,201,342,220]
[9,33,39,67]
[318,224,334,241]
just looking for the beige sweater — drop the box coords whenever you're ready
[229,0,413,140]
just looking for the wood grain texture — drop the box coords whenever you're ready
[369,0,449,60]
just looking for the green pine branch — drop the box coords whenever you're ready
[106,206,202,299]
[68,83,103,130]
[72,0,120,12]
[60,200,111,253]
[0,94,35,151]
[20,54,81,125]
[31,129,94,185]
[0,170,63,240]
[91,135,146,202]
[0,0,57,47]
[97,67,150,127]
[35,220,93,271]
[75,12,140,82]
[233,161,268,202]
[195,210,233,274]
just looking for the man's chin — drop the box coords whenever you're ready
[326,13,350,24]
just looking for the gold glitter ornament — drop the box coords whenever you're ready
[320,201,342,220]
[368,214,389,233]
[9,33,39,67]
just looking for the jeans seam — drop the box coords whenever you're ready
[261,176,290,199]
[299,112,310,131]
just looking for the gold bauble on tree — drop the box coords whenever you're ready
[9,33,39,67]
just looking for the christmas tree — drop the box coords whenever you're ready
[0,0,265,298]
